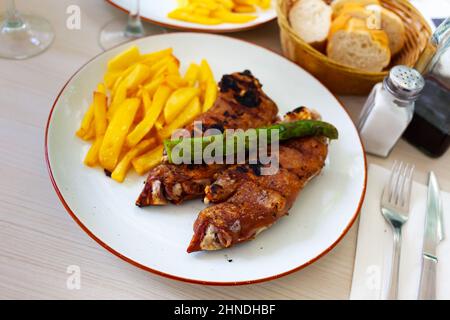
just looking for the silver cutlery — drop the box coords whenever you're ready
[418,171,445,300]
[381,161,415,300]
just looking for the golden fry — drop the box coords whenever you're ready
[184,63,200,87]
[111,138,157,182]
[84,136,104,167]
[141,89,152,115]
[211,10,257,23]
[155,113,165,131]
[81,124,96,141]
[126,85,171,148]
[132,145,164,175]
[165,75,188,89]
[140,48,173,65]
[142,75,165,98]
[168,9,222,25]
[148,55,176,79]
[107,81,127,121]
[233,4,256,13]
[159,96,202,139]
[203,81,218,112]
[199,59,214,84]
[76,104,94,139]
[124,64,151,91]
[77,46,218,182]
[108,46,141,71]
[164,87,200,124]
[259,0,271,10]
[99,98,141,171]
[93,91,108,138]
[76,84,106,138]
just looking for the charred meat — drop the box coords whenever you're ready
[136,71,278,206]
[187,107,329,252]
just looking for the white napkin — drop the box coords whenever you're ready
[350,164,450,300]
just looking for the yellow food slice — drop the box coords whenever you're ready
[184,63,200,87]
[126,85,171,148]
[107,46,141,71]
[140,48,173,65]
[93,91,108,138]
[76,84,106,138]
[168,9,222,25]
[123,64,151,91]
[84,136,104,167]
[159,96,202,139]
[99,98,141,171]
[132,145,165,175]
[233,4,256,13]
[111,138,157,182]
[107,81,128,121]
[203,80,218,112]
[164,87,200,124]
[211,10,256,23]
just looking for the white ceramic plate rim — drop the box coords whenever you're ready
[45,33,367,286]
[106,0,277,33]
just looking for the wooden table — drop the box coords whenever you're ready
[1,0,449,300]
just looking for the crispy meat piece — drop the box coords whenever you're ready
[136,71,278,206]
[187,107,329,252]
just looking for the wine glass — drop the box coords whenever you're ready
[0,0,54,60]
[99,0,166,50]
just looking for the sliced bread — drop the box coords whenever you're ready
[366,4,405,55]
[331,0,380,17]
[337,3,406,55]
[289,0,332,49]
[327,15,391,72]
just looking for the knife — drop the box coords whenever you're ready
[418,171,445,300]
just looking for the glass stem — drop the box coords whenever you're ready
[125,0,144,38]
[3,0,26,31]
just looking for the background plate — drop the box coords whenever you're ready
[107,0,277,33]
[46,33,366,285]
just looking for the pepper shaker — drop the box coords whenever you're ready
[358,66,425,157]
[403,18,450,157]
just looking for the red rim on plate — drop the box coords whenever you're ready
[45,33,368,286]
[105,0,277,33]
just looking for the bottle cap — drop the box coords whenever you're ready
[384,65,425,101]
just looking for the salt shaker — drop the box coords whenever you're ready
[358,66,425,157]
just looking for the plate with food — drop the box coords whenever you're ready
[106,0,276,32]
[46,32,366,285]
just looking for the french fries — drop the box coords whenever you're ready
[168,0,271,25]
[99,98,141,171]
[76,46,218,182]
[132,145,165,176]
[126,85,171,148]
[112,138,157,183]
[164,87,200,123]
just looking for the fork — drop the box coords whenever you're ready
[381,161,415,300]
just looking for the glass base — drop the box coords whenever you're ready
[0,14,54,60]
[99,17,167,51]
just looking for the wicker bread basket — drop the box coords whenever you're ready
[277,0,432,95]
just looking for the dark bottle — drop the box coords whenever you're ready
[403,18,450,157]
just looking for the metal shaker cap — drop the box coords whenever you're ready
[384,65,425,101]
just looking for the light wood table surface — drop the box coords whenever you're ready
[1,0,449,300]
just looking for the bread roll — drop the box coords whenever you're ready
[366,4,405,55]
[289,0,332,49]
[336,3,405,55]
[327,14,391,72]
[331,0,379,17]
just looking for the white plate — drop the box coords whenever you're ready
[107,0,277,33]
[46,33,367,285]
